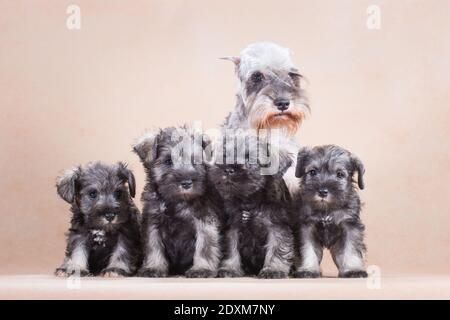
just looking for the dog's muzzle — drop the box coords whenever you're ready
[274,98,290,111]
[180,179,193,190]
[104,212,117,222]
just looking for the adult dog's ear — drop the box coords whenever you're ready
[117,162,136,198]
[133,130,160,163]
[295,147,311,178]
[220,56,241,75]
[350,154,365,190]
[220,56,240,66]
[56,167,81,203]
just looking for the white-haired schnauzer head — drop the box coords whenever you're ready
[223,42,309,135]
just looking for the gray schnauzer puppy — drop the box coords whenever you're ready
[293,145,367,278]
[208,132,294,278]
[55,162,141,277]
[133,126,221,278]
[221,42,309,196]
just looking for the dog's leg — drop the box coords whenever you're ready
[55,234,89,277]
[100,236,132,277]
[137,222,169,277]
[217,228,243,277]
[331,221,367,278]
[293,224,322,278]
[258,226,293,279]
[185,216,220,278]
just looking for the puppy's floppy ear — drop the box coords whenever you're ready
[133,130,159,163]
[295,147,311,178]
[56,167,81,203]
[350,154,365,190]
[117,162,136,198]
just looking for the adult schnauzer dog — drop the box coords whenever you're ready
[293,145,368,278]
[208,131,294,278]
[55,162,141,277]
[221,42,309,196]
[133,126,221,278]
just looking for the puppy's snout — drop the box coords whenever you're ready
[104,212,116,222]
[274,98,290,111]
[180,179,193,189]
[318,188,329,198]
[225,167,235,176]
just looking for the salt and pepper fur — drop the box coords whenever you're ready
[208,132,294,278]
[52,43,371,280]
[133,126,221,278]
[55,162,141,277]
[293,145,368,278]
[222,42,309,197]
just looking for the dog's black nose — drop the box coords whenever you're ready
[180,179,193,189]
[274,98,290,111]
[318,188,329,198]
[104,212,116,222]
[225,167,235,175]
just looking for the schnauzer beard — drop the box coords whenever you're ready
[305,189,350,212]
[84,208,129,231]
[312,196,333,211]
[176,187,203,201]
[247,94,306,136]
[157,179,206,202]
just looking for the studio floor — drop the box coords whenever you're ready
[0,274,449,299]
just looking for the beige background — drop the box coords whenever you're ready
[0,0,449,277]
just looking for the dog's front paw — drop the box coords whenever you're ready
[55,268,70,277]
[55,267,90,277]
[185,268,216,278]
[339,270,368,278]
[293,270,321,278]
[100,268,129,278]
[258,269,288,279]
[137,267,168,278]
[217,268,243,278]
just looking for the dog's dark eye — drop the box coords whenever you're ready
[251,71,264,83]
[88,190,97,199]
[337,171,345,179]
[164,158,173,166]
[309,169,317,176]
[289,72,301,80]
[114,189,122,199]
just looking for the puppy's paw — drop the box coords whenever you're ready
[137,268,168,278]
[217,268,243,278]
[185,268,216,278]
[258,269,288,279]
[100,268,129,278]
[55,268,70,277]
[55,267,90,277]
[340,270,368,278]
[293,270,321,278]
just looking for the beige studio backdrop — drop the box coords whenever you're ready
[0,0,449,276]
